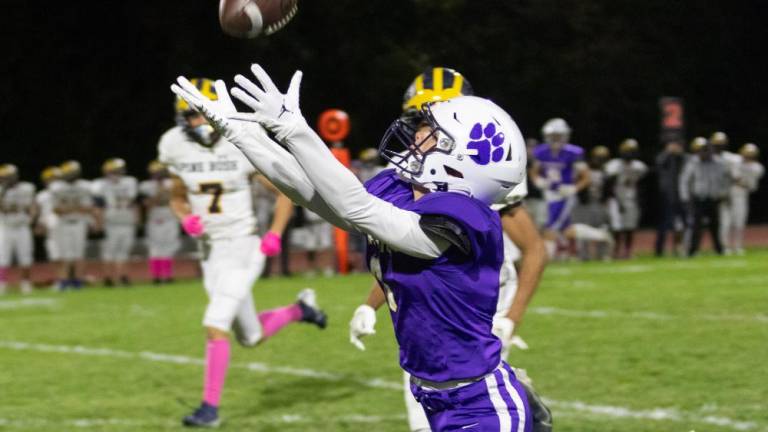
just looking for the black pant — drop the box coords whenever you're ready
[655,195,686,256]
[688,198,723,256]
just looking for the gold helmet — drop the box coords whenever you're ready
[591,145,610,159]
[102,158,126,176]
[619,138,639,155]
[739,143,759,159]
[175,78,217,115]
[60,160,82,180]
[0,163,18,182]
[402,67,474,112]
[358,148,379,162]
[690,137,708,153]
[41,166,62,184]
[147,160,167,175]
[710,131,728,147]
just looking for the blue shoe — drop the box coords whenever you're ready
[182,402,220,428]
[297,288,327,329]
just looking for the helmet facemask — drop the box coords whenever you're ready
[183,112,220,147]
[380,104,456,188]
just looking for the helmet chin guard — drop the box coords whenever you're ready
[379,96,526,205]
[187,124,220,147]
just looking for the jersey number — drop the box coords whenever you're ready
[199,182,224,214]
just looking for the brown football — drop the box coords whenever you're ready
[218,0,298,39]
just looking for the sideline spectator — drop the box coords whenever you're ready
[654,140,687,256]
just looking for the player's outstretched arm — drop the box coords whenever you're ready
[230,64,448,259]
[171,76,353,231]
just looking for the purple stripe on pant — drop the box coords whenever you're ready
[410,362,531,431]
[546,198,575,231]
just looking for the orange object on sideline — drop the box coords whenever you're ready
[330,145,351,274]
[318,109,351,142]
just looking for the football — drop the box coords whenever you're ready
[218,0,298,39]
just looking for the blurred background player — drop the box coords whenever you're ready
[654,140,688,257]
[604,139,648,259]
[728,143,764,255]
[0,164,37,294]
[92,158,139,286]
[531,118,612,259]
[50,160,94,290]
[572,145,611,260]
[680,137,728,257]
[159,78,327,427]
[710,131,742,255]
[292,208,334,277]
[350,67,551,432]
[35,166,63,278]
[524,138,547,230]
[140,160,180,284]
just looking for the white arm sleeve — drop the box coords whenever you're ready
[231,124,354,231]
[281,123,448,259]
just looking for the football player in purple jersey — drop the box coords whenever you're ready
[531,119,613,259]
[172,63,533,431]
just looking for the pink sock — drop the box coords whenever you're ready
[163,258,174,279]
[148,259,160,278]
[203,339,230,407]
[258,304,303,339]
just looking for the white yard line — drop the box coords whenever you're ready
[0,340,763,431]
[547,259,751,276]
[530,306,768,323]
[0,298,59,310]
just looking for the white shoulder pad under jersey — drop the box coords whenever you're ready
[36,189,58,229]
[157,126,257,239]
[491,178,529,211]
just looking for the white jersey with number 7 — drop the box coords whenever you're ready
[158,126,257,240]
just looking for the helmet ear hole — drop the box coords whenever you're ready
[444,165,464,179]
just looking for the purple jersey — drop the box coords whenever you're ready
[364,169,503,382]
[533,143,585,198]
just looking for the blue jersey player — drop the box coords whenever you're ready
[172,63,532,431]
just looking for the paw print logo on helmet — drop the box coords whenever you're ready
[468,122,506,165]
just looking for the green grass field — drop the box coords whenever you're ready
[1,251,767,432]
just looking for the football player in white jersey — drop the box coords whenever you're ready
[92,158,139,286]
[710,131,744,255]
[348,68,552,432]
[604,139,648,259]
[159,78,328,427]
[139,160,180,284]
[50,160,94,290]
[728,143,764,254]
[35,166,63,267]
[0,164,38,294]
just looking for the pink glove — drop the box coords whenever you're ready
[260,231,282,256]
[181,214,205,237]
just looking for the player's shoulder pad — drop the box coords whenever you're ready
[157,126,187,163]
[414,192,499,256]
[363,168,401,192]
[565,143,585,158]
[20,181,36,193]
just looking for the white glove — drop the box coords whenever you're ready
[230,64,308,142]
[558,184,577,198]
[349,304,377,351]
[491,316,515,346]
[170,77,249,142]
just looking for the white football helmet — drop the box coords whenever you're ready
[379,96,526,205]
[541,118,571,144]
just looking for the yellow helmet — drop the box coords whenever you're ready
[591,145,610,159]
[175,78,218,114]
[739,143,759,159]
[102,158,126,175]
[619,138,639,155]
[41,166,62,184]
[402,67,474,112]
[0,163,18,180]
[690,137,708,153]
[710,131,728,147]
[60,160,82,179]
[147,160,167,175]
[358,148,379,162]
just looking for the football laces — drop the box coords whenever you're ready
[264,1,298,35]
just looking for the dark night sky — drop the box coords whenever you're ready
[3,0,768,223]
